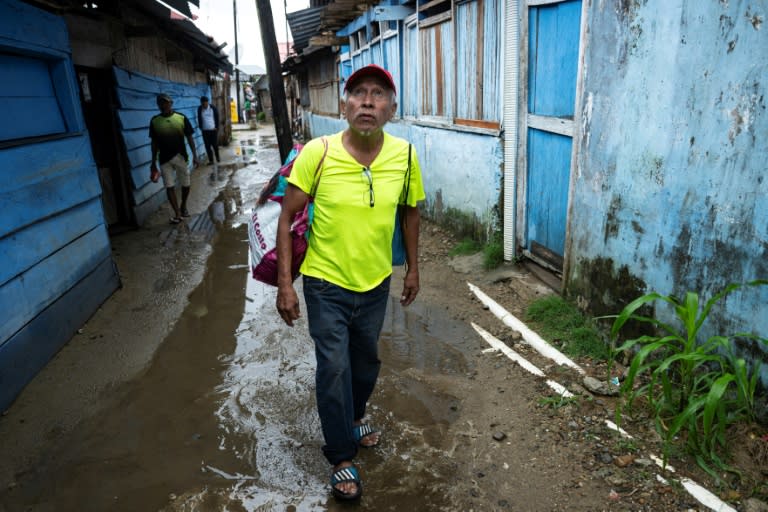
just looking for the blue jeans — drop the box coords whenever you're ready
[303,275,391,465]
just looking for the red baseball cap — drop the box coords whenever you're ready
[344,64,397,95]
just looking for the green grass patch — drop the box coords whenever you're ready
[449,238,482,257]
[482,237,504,270]
[526,295,609,360]
[538,394,580,410]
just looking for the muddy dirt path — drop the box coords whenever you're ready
[0,129,714,512]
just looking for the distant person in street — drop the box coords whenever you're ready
[197,96,220,166]
[149,93,198,224]
[275,64,425,501]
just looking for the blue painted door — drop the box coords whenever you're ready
[525,0,581,268]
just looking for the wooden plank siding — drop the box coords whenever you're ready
[0,0,119,411]
[420,21,453,118]
[337,0,502,127]
[307,52,339,116]
[112,66,209,225]
[455,0,502,124]
[404,19,419,117]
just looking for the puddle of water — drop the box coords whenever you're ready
[3,166,476,511]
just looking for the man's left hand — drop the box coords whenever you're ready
[400,269,420,306]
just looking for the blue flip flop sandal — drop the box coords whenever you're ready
[330,465,362,501]
[353,423,380,448]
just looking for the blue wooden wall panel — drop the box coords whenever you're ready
[49,57,85,132]
[0,0,119,410]
[528,0,581,116]
[0,199,103,288]
[442,23,453,118]
[455,0,502,122]
[122,127,148,151]
[455,3,477,119]
[382,34,401,114]
[370,40,382,65]
[0,0,69,56]
[526,128,572,256]
[482,0,502,121]
[0,54,67,140]
[404,22,418,117]
[0,226,112,343]
[0,135,101,238]
[0,256,119,412]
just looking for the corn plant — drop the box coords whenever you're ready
[609,280,768,479]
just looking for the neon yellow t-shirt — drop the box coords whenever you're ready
[287,131,425,292]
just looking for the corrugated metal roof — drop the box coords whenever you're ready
[287,6,325,53]
[287,0,381,56]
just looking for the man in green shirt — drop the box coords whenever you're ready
[149,93,198,223]
[276,65,425,501]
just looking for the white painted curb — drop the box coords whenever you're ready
[468,282,737,512]
[472,322,573,397]
[467,282,584,374]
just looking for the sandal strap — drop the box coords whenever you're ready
[354,423,376,440]
[331,466,360,485]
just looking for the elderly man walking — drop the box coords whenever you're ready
[276,64,425,501]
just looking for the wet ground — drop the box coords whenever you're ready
[3,127,744,512]
[0,128,484,511]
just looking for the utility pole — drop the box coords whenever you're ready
[233,0,241,122]
[255,0,293,161]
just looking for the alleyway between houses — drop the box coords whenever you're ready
[0,126,715,512]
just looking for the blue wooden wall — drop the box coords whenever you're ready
[0,0,120,411]
[112,66,209,225]
[566,1,768,380]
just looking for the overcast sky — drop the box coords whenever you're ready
[191,0,309,69]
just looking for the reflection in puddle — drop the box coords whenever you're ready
[214,274,328,509]
[207,264,475,509]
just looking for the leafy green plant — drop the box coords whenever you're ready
[609,280,768,479]
[449,238,482,257]
[527,296,609,359]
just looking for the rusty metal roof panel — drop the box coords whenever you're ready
[287,6,325,52]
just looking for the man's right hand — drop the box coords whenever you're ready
[150,163,160,183]
[276,284,301,326]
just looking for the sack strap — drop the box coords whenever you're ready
[309,137,329,198]
[398,144,412,229]
[402,144,411,206]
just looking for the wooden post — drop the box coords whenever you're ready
[255,0,293,162]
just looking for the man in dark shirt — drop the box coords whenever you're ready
[149,93,198,223]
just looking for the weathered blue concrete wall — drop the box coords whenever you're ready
[566,1,767,373]
[307,113,503,238]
